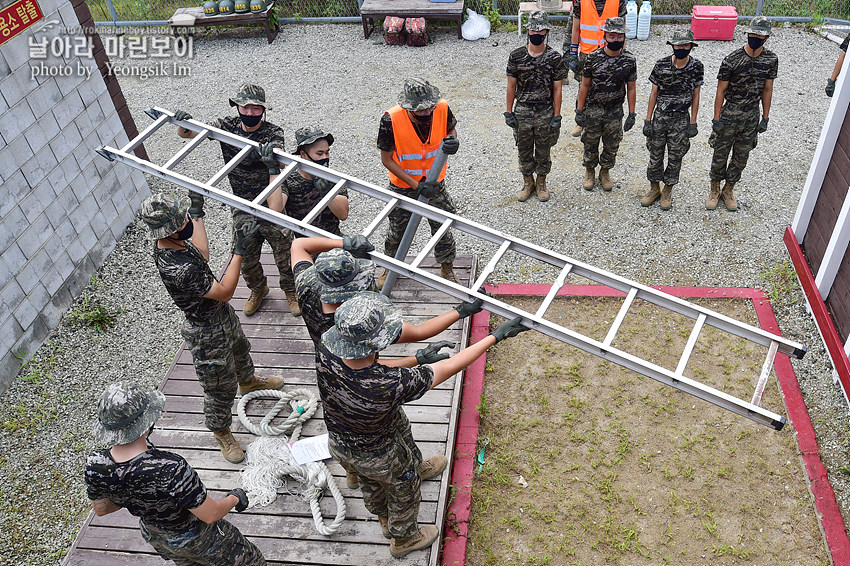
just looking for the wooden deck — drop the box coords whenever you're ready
[64,255,477,566]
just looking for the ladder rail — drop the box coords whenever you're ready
[251,162,297,207]
[302,180,347,225]
[676,313,706,377]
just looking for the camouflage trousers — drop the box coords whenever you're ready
[181,303,254,432]
[385,182,456,265]
[708,102,760,184]
[232,211,295,294]
[581,105,624,169]
[141,517,265,566]
[513,101,560,175]
[646,110,691,186]
[329,413,423,541]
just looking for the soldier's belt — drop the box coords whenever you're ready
[655,108,689,116]
[722,101,758,112]
[515,100,554,108]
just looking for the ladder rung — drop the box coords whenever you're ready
[751,341,780,406]
[163,129,209,170]
[207,145,254,187]
[411,219,453,269]
[252,162,298,206]
[472,240,512,291]
[675,313,706,377]
[603,287,638,348]
[362,199,399,238]
[302,180,346,225]
[122,113,170,153]
[535,263,574,318]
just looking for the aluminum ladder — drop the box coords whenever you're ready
[95,106,807,430]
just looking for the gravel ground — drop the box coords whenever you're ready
[2,22,849,565]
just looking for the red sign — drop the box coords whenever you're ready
[0,0,43,47]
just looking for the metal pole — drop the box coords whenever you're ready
[104,0,120,25]
[381,146,449,296]
[755,0,765,16]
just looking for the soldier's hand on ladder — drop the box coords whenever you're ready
[826,78,836,97]
[259,142,281,175]
[416,340,456,364]
[188,192,205,219]
[174,109,192,122]
[455,295,484,319]
[490,317,530,343]
[441,135,460,155]
[227,488,250,512]
[342,235,374,259]
[233,221,259,256]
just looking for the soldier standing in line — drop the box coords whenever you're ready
[505,10,566,202]
[140,194,283,464]
[826,32,848,97]
[575,17,637,191]
[707,16,777,211]
[174,84,299,318]
[641,30,704,211]
[85,381,264,564]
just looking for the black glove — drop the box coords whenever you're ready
[574,108,586,127]
[441,136,459,155]
[416,180,441,200]
[415,340,456,364]
[642,119,653,137]
[568,45,579,75]
[758,117,769,133]
[259,142,281,175]
[188,192,205,219]
[490,317,529,343]
[623,113,636,132]
[504,111,518,129]
[711,119,724,134]
[315,177,333,196]
[174,109,192,121]
[228,488,249,512]
[687,123,698,138]
[342,235,374,259]
[548,115,562,132]
[826,78,836,97]
[454,296,484,319]
[233,220,259,256]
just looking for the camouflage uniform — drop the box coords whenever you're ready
[211,116,293,293]
[507,45,566,175]
[647,55,704,185]
[282,174,349,236]
[709,46,778,183]
[581,48,637,168]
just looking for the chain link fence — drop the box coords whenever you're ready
[86,0,849,26]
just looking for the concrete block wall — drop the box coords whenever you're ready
[0,0,150,394]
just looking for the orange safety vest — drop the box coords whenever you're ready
[579,0,619,54]
[387,100,449,188]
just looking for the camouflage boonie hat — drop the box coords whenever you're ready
[667,29,697,46]
[229,83,272,110]
[747,16,771,36]
[92,381,165,446]
[321,291,404,359]
[295,125,335,151]
[140,194,189,240]
[526,10,551,31]
[601,16,629,34]
[398,78,441,112]
[313,249,376,304]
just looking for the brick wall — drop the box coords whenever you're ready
[0,0,149,394]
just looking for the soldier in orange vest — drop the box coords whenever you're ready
[376,79,461,286]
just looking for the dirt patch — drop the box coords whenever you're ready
[466,296,828,566]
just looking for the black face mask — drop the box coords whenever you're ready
[312,157,330,167]
[528,33,545,46]
[175,219,194,241]
[748,36,766,50]
[606,40,624,52]
[673,48,691,60]
[239,112,263,128]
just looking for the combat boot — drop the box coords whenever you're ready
[239,375,284,395]
[641,182,661,207]
[346,471,360,489]
[378,516,391,539]
[599,168,613,191]
[214,428,244,464]
[441,263,460,285]
[517,174,535,202]
[390,525,439,558]
[583,167,595,190]
[571,124,583,137]
[705,180,721,210]
[376,268,389,290]
[284,290,301,317]
[420,454,448,480]
[660,184,673,211]
[721,182,738,211]
[536,174,549,202]
[243,284,269,316]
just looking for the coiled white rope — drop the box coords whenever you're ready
[237,388,346,536]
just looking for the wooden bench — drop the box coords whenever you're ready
[360,0,465,40]
[169,2,279,44]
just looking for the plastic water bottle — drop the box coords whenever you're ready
[625,0,638,39]
[637,0,651,40]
